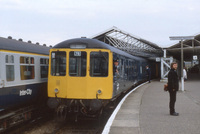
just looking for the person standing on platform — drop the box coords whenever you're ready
[146,65,151,83]
[168,62,179,116]
[183,67,187,81]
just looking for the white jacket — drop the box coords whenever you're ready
[183,69,187,79]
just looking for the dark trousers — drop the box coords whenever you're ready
[169,91,177,114]
[146,75,151,82]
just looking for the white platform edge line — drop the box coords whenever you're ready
[102,82,148,134]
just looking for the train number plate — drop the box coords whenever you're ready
[74,51,81,56]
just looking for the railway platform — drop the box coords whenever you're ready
[103,73,200,134]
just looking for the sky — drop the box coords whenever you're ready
[0,0,200,48]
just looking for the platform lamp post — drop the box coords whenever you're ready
[169,36,194,91]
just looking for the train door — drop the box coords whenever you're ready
[120,58,124,79]
[128,60,132,81]
[125,59,128,81]
[113,53,123,96]
[138,61,143,81]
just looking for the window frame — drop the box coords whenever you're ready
[20,56,35,80]
[90,51,109,77]
[69,51,87,77]
[51,51,67,76]
[5,55,15,82]
[40,58,49,78]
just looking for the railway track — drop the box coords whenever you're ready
[3,106,53,134]
[21,104,115,134]
[3,86,134,134]
[1,103,115,134]
[3,98,121,134]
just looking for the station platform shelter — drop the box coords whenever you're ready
[160,34,200,81]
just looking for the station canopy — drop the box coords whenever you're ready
[167,34,200,61]
[91,26,163,59]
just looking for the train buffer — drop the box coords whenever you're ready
[103,77,200,134]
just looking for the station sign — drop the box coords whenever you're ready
[156,57,161,62]
[193,55,197,60]
[169,36,195,40]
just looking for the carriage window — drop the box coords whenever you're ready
[51,51,66,76]
[20,57,34,64]
[5,55,15,81]
[6,55,14,63]
[20,56,35,80]
[69,51,86,76]
[40,58,49,78]
[90,52,108,77]
[140,66,143,74]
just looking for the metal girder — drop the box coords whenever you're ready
[194,39,200,45]
[161,57,173,80]
[91,26,163,58]
[105,34,161,57]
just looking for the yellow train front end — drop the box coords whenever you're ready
[47,48,113,117]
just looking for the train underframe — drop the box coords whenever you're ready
[48,98,110,121]
[0,105,35,133]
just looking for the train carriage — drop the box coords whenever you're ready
[0,37,50,131]
[47,38,153,118]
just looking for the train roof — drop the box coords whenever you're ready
[53,38,146,61]
[0,37,50,55]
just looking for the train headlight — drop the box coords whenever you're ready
[54,88,59,94]
[97,89,102,95]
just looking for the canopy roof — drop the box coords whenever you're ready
[167,34,200,61]
[91,26,163,58]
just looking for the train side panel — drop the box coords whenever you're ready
[112,52,149,97]
[0,51,48,110]
[0,37,50,132]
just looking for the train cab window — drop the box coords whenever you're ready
[40,58,49,78]
[51,51,66,76]
[90,52,108,77]
[69,51,86,76]
[5,55,15,81]
[20,56,35,80]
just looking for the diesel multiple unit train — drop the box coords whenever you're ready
[0,37,50,132]
[47,38,157,119]
[0,36,158,131]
